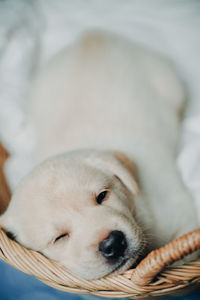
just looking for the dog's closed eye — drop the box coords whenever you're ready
[54,233,69,243]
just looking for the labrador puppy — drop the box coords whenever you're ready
[0,31,198,280]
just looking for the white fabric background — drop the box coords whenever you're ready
[0,0,199,221]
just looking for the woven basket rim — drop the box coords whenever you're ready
[0,142,199,298]
[0,228,199,298]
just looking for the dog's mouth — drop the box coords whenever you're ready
[107,254,135,277]
[112,256,130,272]
[109,239,147,276]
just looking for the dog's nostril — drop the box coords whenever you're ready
[99,230,127,260]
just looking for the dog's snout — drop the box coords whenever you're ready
[99,230,127,260]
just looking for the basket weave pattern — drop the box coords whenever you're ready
[0,143,199,298]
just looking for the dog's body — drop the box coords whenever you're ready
[0,31,198,279]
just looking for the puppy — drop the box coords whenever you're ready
[0,31,198,280]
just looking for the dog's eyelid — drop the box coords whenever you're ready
[97,187,110,194]
[54,232,69,243]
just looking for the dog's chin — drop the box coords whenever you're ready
[70,250,142,280]
[110,255,138,277]
[107,241,147,277]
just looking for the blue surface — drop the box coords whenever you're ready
[0,260,199,300]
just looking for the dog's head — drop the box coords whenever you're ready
[0,150,145,279]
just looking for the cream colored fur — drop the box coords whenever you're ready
[0,31,198,280]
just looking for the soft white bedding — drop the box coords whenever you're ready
[0,0,199,222]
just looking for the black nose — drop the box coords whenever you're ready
[99,230,127,260]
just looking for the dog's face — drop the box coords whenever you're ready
[0,150,145,279]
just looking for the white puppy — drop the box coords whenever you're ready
[0,31,198,280]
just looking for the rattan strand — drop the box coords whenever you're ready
[0,142,199,298]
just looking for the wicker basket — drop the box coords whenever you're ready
[0,142,199,298]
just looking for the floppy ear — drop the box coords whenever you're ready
[113,151,139,195]
[86,150,139,195]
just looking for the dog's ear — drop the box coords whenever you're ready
[86,150,139,195]
[112,151,139,195]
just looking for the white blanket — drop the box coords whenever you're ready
[0,0,200,222]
